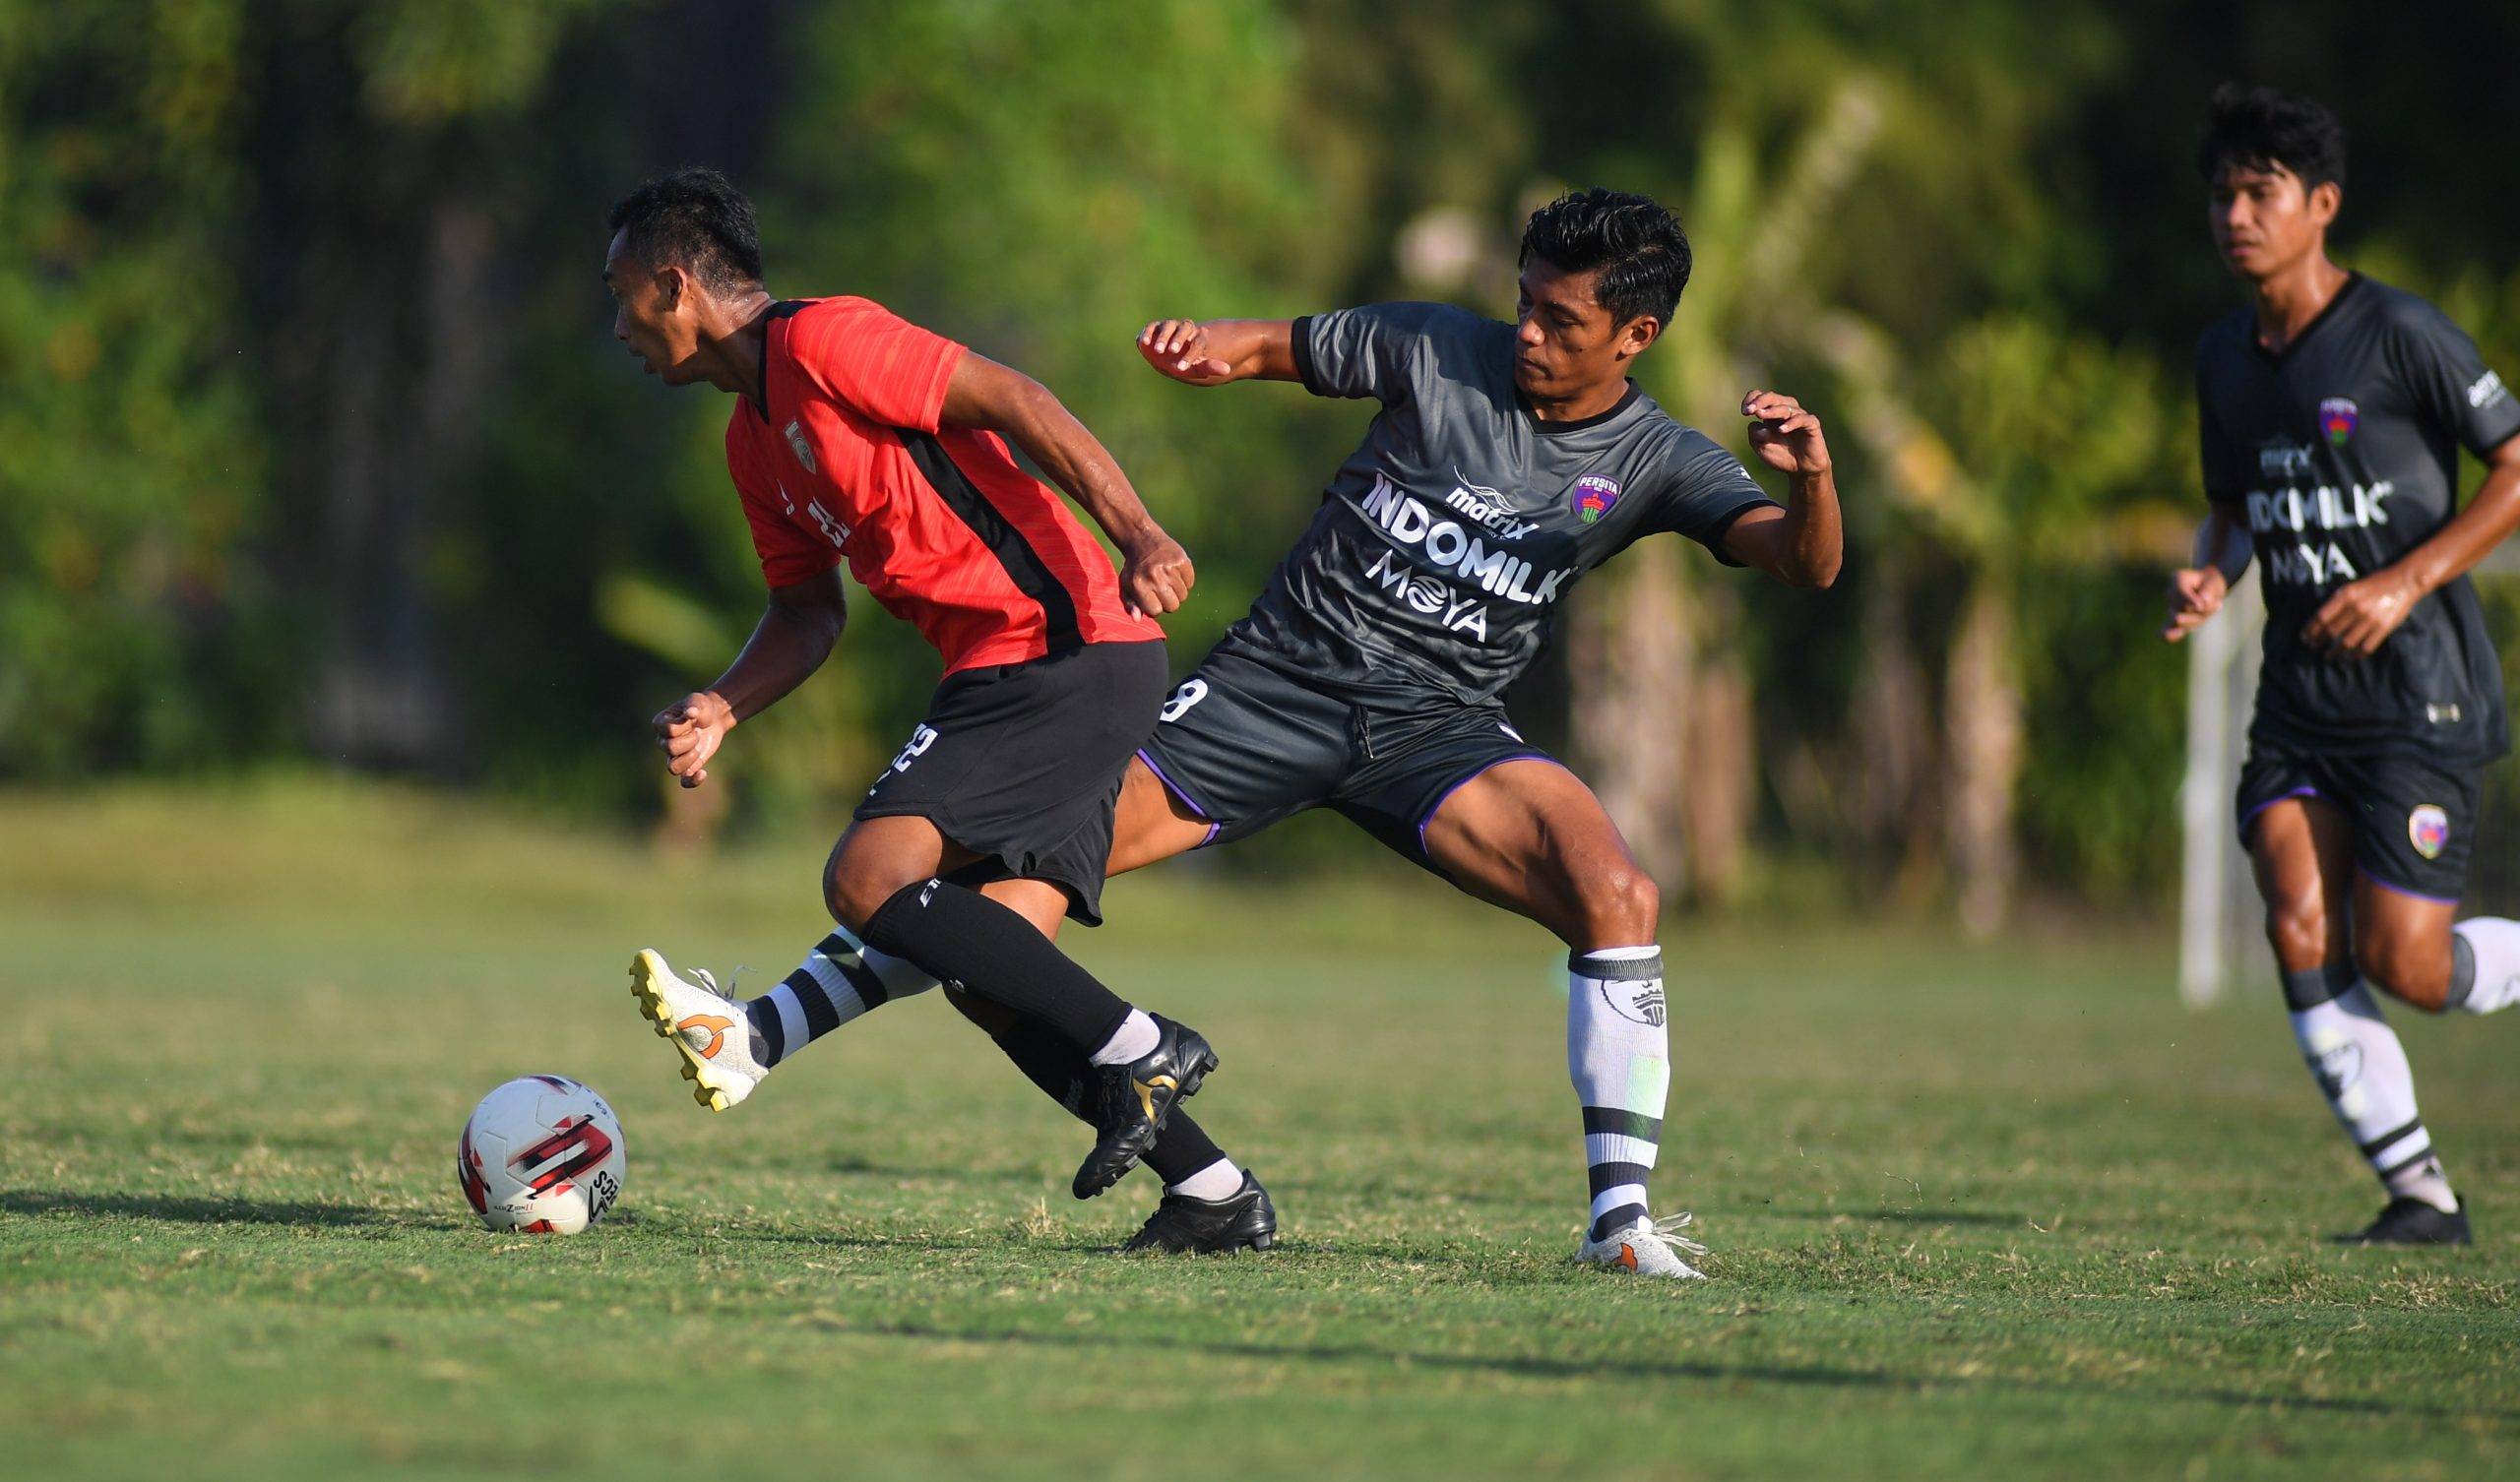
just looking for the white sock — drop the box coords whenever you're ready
[2285,966,2457,1213]
[2450,918,2520,1015]
[1166,1156,1244,1203]
[1569,945,1669,1241]
[1089,1008,1159,1067]
[744,928,936,1068]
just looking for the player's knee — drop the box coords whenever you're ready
[2260,891,2328,967]
[822,847,914,933]
[1578,866,1661,944]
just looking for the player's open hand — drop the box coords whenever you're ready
[1138,320,1235,386]
[1742,390,1831,476]
[653,691,735,789]
[1118,529,1195,619]
[2302,569,2421,656]
[2162,566,2229,643]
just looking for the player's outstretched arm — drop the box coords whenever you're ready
[1136,319,1300,387]
[939,351,1194,619]
[2163,509,2252,643]
[1722,390,1842,588]
[652,570,848,789]
[2301,433,2520,655]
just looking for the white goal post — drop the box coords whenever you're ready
[2177,577,2266,1008]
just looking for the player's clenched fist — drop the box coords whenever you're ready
[653,690,735,789]
[1138,320,1235,385]
[1741,390,1831,476]
[1118,528,1196,619]
[2162,566,2230,643]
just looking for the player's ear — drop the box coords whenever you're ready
[655,264,687,314]
[1618,314,1662,361]
[2306,179,2342,228]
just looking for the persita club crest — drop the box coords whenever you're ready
[1571,474,1622,524]
[2409,804,2450,861]
[2317,397,2359,448]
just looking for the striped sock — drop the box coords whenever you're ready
[745,928,936,1068]
[1569,946,1669,1242]
[2284,963,2457,1213]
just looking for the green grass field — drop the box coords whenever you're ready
[3,781,2513,1480]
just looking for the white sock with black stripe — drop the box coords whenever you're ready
[2448,917,2520,1015]
[1569,946,1669,1241]
[744,928,936,1068]
[2284,963,2457,1213]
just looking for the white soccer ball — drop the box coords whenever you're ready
[456,1075,627,1235]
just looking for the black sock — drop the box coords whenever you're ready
[860,878,1135,1052]
[953,995,1226,1185]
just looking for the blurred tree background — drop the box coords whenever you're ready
[7,0,2518,925]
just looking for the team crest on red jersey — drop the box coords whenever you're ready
[783,418,818,473]
[2317,397,2359,448]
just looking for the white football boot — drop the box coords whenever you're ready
[629,948,767,1112]
[1574,1211,1710,1280]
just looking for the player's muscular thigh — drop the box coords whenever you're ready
[1105,757,1213,876]
[1421,760,1659,949]
[2351,877,2458,1010]
[822,815,972,929]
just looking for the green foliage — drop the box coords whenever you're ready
[0,0,273,772]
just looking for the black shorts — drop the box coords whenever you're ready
[1136,642,1559,872]
[2236,742,2484,904]
[855,639,1168,925]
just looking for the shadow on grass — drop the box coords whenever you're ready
[843,1316,2518,1425]
[1763,1206,2036,1229]
[0,1190,393,1228]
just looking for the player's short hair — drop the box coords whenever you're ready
[1518,189,1692,329]
[606,168,764,293]
[2198,84,2347,193]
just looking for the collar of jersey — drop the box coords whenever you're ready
[2249,271,2363,365]
[1518,379,1641,435]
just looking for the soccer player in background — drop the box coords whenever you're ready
[602,169,1230,1202]
[2165,87,2520,1245]
[660,189,1844,1275]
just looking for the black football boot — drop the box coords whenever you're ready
[2331,1197,2472,1246]
[1073,1015,1219,1199]
[1125,1171,1278,1254]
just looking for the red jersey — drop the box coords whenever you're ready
[724,296,1162,674]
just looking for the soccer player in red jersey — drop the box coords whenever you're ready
[601,169,1228,1201]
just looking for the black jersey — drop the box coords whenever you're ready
[1224,302,1780,705]
[2197,274,2520,762]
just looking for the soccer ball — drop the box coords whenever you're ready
[456,1075,627,1234]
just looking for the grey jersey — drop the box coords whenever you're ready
[2197,274,2520,762]
[1225,301,1780,705]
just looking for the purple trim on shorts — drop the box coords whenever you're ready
[1134,749,1222,849]
[2357,867,2461,907]
[1416,751,1562,856]
[2238,784,2322,840]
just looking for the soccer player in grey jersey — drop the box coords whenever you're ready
[2166,87,2520,1246]
[667,189,1843,1272]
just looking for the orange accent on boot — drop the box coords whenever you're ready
[676,1014,734,1059]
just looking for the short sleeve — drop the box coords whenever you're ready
[1292,302,1469,402]
[726,420,839,589]
[1648,439,1781,567]
[2389,300,2520,456]
[2195,360,2246,510]
[789,297,965,433]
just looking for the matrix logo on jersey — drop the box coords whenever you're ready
[1571,474,1622,524]
[2410,804,2450,861]
[1357,475,1576,641]
[2318,398,2359,448]
[783,418,819,473]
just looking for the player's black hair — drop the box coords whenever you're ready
[606,167,763,293]
[1518,188,1692,329]
[2198,84,2347,192]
